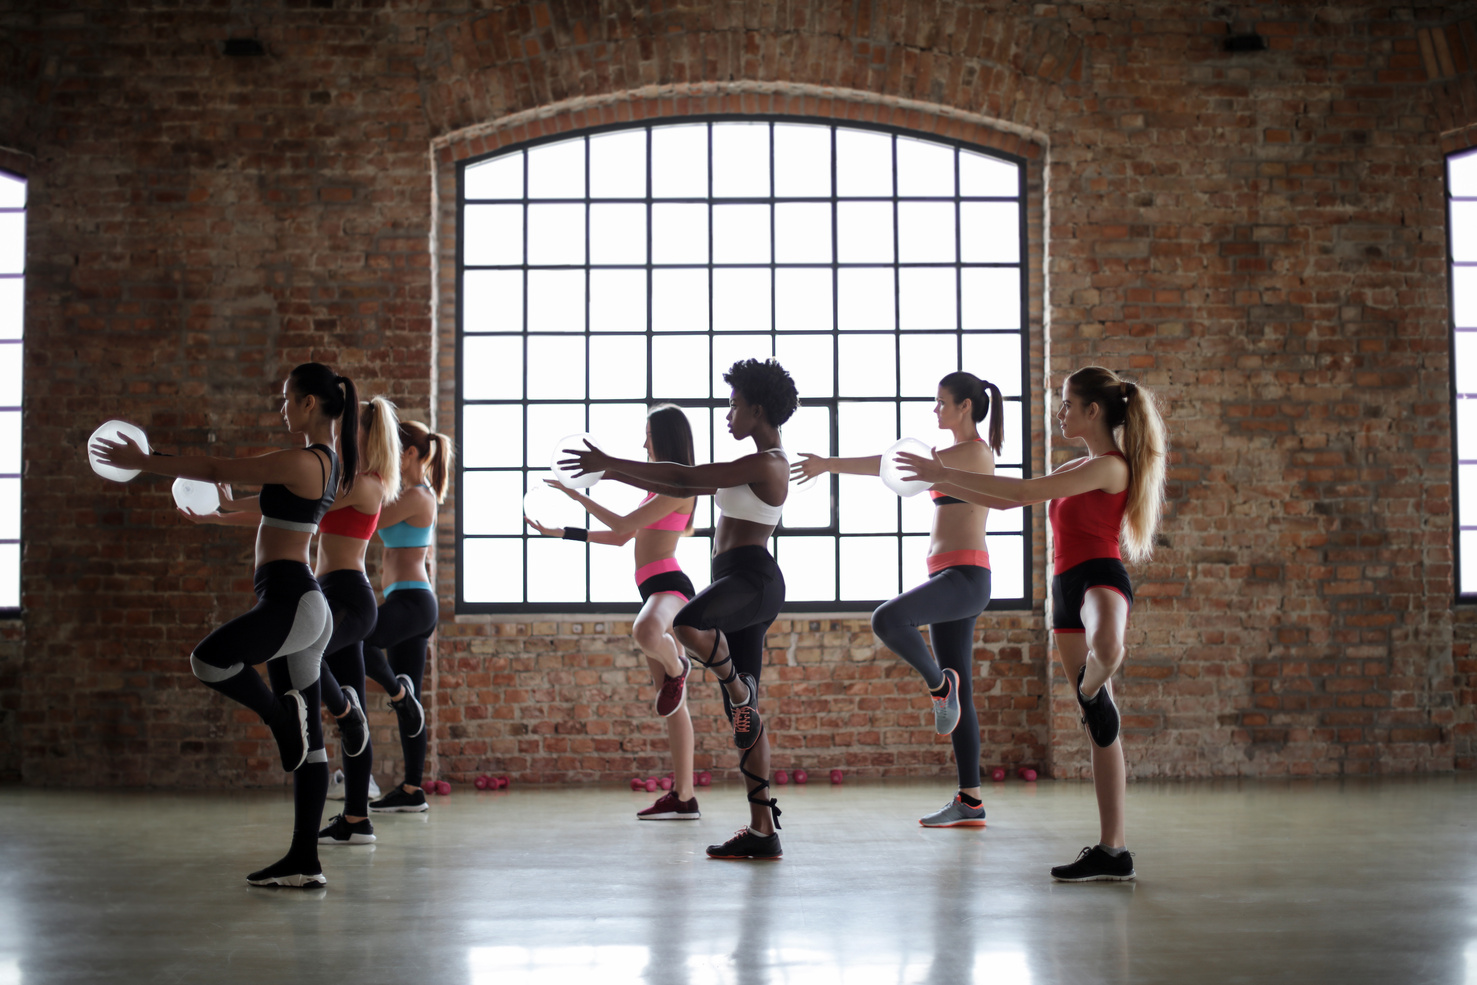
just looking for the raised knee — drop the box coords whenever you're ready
[190,653,241,683]
[870,604,900,640]
[632,616,664,651]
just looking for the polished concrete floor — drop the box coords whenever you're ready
[1,776,1474,984]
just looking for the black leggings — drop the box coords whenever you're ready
[318,569,378,816]
[871,564,991,789]
[672,545,785,683]
[362,588,438,787]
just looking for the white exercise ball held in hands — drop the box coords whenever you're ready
[171,478,220,515]
[551,433,604,489]
[88,420,151,483]
[880,437,933,497]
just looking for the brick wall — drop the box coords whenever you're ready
[0,0,1467,787]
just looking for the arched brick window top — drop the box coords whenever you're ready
[448,113,1035,614]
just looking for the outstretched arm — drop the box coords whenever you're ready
[91,437,326,491]
[896,449,1123,506]
[791,453,881,481]
[548,479,691,536]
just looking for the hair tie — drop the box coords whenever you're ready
[1122,381,1137,398]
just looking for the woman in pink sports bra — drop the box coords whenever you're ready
[525,404,702,820]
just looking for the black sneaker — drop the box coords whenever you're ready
[1076,667,1120,748]
[1050,845,1135,882]
[267,690,309,772]
[370,785,428,814]
[707,826,782,860]
[318,813,377,845]
[247,854,326,888]
[732,673,762,751]
[391,673,424,739]
[335,688,369,758]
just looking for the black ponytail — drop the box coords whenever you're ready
[939,371,1004,455]
[288,362,360,492]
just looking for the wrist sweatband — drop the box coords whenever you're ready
[562,526,588,542]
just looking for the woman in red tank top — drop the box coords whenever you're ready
[526,405,702,820]
[897,366,1167,884]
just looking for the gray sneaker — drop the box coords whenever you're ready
[931,668,962,735]
[919,794,987,828]
[326,769,382,802]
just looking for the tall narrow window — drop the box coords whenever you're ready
[457,119,1029,613]
[0,173,21,611]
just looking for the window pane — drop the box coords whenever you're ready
[1456,333,1477,394]
[901,535,930,580]
[463,269,523,333]
[676,536,713,593]
[1463,464,1477,525]
[776,334,834,398]
[462,405,523,467]
[775,203,832,263]
[652,204,709,264]
[962,333,1023,398]
[712,335,773,397]
[987,535,1024,598]
[999,399,1024,467]
[0,479,15,539]
[590,204,646,265]
[652,335,710,398]
[960,267,1021,330]
[896,137,954,197]
[712,268,771,333]
[899,399,937,443]
[900,478,931,533]
[840,536,898,599]
[590,130,646,198]
[774,124,831,197]
[899,333,958,397]
[0,542,16,608]
[0,345,21,409]
[526,203,585,265]
[1459,397,1477,459]
[527,403,587,468]
[839,474,896,534]
[838,335,896,397]
[837,268,895,332]
[712,123,770,198]
[777,536,835,601]
[0,279,20,340]
[712,205,771,264]
[1454,202,1477,261]
[986,468,1023,532]
[528,537,586,603]
[899,267,957,330]
[1464,531,1477,594]
[526,336,585,398]
[589,403,651,463]
[0,174,24,209]
[897,202,955,263]
[527,270,585,333]
[463,538,523,603]
[464,204,523,266]
[527,138,585,199]
[960,202,1021,263]
[590,543,640,603]
[651,269,709,333]
[462,335,523,400]
[1455,271,1477,329]
[836,202,894,263]
[960,151,1018,197]
[0,214,22,275]
[775,267,833,335]
[839,401,896,455]
[652,125,708,198]
[781,406,832,529]
[465,153,522,200]
[463,470,526,535]
[589,270,647,333]
[588,336,648,399]
[836,129,892,197]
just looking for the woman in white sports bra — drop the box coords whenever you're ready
[561,358,798,861]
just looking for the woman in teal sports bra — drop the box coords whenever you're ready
[362,419,452,814]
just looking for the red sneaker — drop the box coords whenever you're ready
[636,791,701,820]
[655,654,690,718]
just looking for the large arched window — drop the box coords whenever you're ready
[0,172,21,612]
[456,119,1029,613]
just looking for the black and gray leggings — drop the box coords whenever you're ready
[190,560,334,760]
[362,588,438,788]
[318,569,379,817]
[871,563,992,790]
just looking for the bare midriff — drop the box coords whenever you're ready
[315,531,370,578]
[253,526,313,569]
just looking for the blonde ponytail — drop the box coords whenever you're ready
[359,396,403,503]
[1066,367,1168,564]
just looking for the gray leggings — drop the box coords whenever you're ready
[871,564,991,789]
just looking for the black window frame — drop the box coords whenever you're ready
[455,115,1033,615]
[0,169,22,618]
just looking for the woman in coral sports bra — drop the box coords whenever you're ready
[794,372,1005,830]
[896,366,1167,884]
[526,404,701,820]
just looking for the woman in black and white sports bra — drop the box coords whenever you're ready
[93,362,360,889]
[562,358,798,860]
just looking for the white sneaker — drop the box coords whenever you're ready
[327,769,382,801]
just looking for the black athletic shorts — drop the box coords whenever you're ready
[638,569,696,604]
[1051,557,1133,633]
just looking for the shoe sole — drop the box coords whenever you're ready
[637,812,701,820]
[707,852,782,860]
[396,675,425,738]
[247,872,327,888]
[340,691,370,757]
[280,690,309,772]
[733,674,762,750]
[1051,871,1136,882]
[919,818,987,828]
[319,833,377,845]
[933,670,962,735]
[370,804,429,813]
